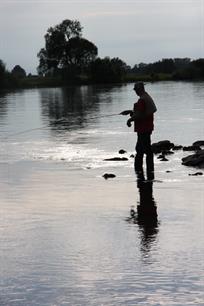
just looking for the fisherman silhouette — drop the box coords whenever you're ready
[122,82,157,179]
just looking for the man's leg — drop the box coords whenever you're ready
[135,133,144,171]
[143,133,154,179]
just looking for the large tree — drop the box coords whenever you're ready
[37,19,98,76]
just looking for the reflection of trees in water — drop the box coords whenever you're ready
[0,92,9,122]
[39,85,117,133]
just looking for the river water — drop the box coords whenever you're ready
[0,82,204,305]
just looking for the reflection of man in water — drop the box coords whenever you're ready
[122,82,157,179]
[136,170,158,226]
[135,170,158,255]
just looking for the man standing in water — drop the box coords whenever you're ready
[123,82,157,179]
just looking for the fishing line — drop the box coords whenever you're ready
[3,125,49,140]
[2,117,70,140]
[2,113,126,140]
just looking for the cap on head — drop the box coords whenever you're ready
[133,82,145,91]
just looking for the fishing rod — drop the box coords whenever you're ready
[2,111,130,140]
[87,110,132,120]
[87,113,120,120]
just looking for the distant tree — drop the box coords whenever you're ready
[0,60,6,88]
[0,59,20,89]
[37,19,98,77]
[174,58,191,69]
[132,63,148,74]
[90,57,127,83]
[191,58,204,78]
[0,59,5,75]
[132,59,176,75]
[11,65,26,78]
[138,63,148,71]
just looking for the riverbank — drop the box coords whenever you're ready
[1,72,204,90]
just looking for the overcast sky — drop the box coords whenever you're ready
[0,0,203,74]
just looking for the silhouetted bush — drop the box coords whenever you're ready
[0,59,19,89]
[90,57,127,83]
[11,65,26,78]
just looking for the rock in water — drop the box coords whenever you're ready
[173,145,183,150]
[103,173,116,179]
[183,145,201,151]
[188,172,203,176]
[118,149,127,154]
[104,157,128,161]
[152,140,174,154]
[182,150,204,168]
[130,205,136,218]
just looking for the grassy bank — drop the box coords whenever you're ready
[16,73,174,89]
[124,73,173,82]
[1,72,203,91]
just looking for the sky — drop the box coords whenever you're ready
[0,0,203,74]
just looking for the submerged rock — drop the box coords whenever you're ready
[152,140,174,154]
[103,173,116,179]
[182,150,204,168]
[104,157,128,161]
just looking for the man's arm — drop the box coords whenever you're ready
[126,110,142,127]
[120,110,133,116]
[126,99,145,127]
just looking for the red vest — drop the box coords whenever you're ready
[133,95,155,133]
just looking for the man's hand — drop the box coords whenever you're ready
[127,118,132,127]
[120,110,133,116]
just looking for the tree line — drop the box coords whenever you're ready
[0,19,204,89]
[131,58,204,80]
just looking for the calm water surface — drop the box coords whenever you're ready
[0,82,204,305]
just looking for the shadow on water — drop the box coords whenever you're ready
[128,168,159,255]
